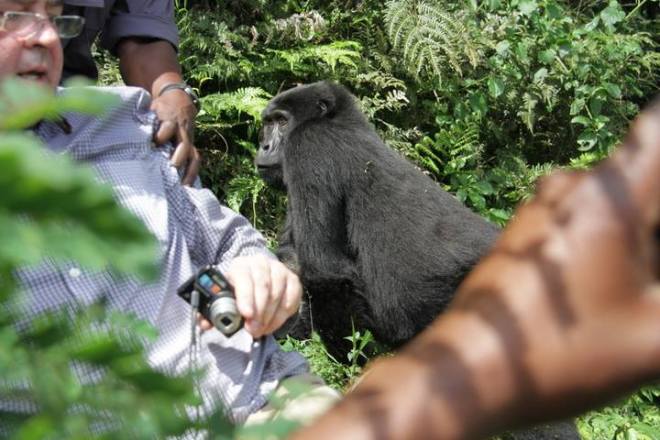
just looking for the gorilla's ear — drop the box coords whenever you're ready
[317,96,336,117]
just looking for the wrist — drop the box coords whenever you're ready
[157,82,200,112]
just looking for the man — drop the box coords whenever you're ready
[62,0,200,184]
[0,0,337,425]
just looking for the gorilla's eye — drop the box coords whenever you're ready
[276,115,288,127]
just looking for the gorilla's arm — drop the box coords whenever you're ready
[283,125,359,282]
[275,215,299,274]
[288,190,356,281]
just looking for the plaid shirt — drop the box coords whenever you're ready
[16,86,307,423]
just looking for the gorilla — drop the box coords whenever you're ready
[255,81,581,440]
[255,80,499,359]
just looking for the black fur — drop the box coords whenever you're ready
[256,81,499,360]
[255,80,581,440]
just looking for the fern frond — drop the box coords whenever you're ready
[200,87,272,123]
[384,0,481,82]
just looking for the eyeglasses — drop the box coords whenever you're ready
[0,11,85,39]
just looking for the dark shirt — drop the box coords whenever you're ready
[62,0,179,81]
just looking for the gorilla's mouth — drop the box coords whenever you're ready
[255,161,281,174]
[255,164,286,189]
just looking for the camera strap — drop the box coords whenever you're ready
[188,289,203,422]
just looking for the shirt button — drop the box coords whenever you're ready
[68,267,82,278]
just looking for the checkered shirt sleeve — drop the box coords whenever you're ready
[9,86,308,426]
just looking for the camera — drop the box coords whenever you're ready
[177,265,243,337]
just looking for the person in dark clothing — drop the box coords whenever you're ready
[62,0,200,183]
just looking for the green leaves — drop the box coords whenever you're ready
[579,385,660,440]
[517,0,538,15]
[1,305,202,439]
[538,48,556,65]
[271,41,362,74]
[0,80,199,437]
[487,77,505,98]
[0,133,158,280]
[0,78,119,131]
[385,0,480,82]
[599,1,626,31]
[200,87,271,124]
[0,79,157,281]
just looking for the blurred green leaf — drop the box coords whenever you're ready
[518,0,538,15]
[603,82,622,99]
[0,133,158,280]
[487,77,505,98]
[539,49,556,64]
[0,78,118,131]
[600,1,625,30]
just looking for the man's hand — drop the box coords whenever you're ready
[198,255,302,339]
[151,90,201,185]
[116,38,202,185]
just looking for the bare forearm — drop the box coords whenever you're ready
[116,38,182,96]
[293,312,518,440]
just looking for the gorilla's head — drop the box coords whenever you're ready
[255,81,359,189]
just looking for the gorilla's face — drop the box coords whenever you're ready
[256,105,292,189]
[256,82,342,190]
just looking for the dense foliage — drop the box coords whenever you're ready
[8,0,657,438]
[0,81,209,438]
[160,0,659,438]
[170,0,659,228]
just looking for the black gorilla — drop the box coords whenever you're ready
[255,81,499,359]
[255,81,581,440]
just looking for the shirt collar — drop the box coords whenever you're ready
[32,116,72,141]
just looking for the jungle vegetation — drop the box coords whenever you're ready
[1,0,658,438]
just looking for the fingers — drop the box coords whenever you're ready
[164,124,200,185]
[169,120,194,167]
[169,133,201,185]
[181,145,202,186]
[265,269,302,334]
[154,119,177,146]
[225,256,302,338]
[261,263,302,336]
[151,95,201,185]
[225,259,256,322]
[196,312,213,331]
[608,102,660,224]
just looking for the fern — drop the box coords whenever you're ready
[271,41,362,73]
[384,0,480,82]
[519,92,539,133]
[199,87,271,124]
[226,175,266,226]
[271,11,327,43]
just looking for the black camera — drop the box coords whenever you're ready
[177,265,243,337]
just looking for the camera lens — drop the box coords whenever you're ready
[209,296,242,336]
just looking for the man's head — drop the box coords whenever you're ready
[0,0,69,88]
